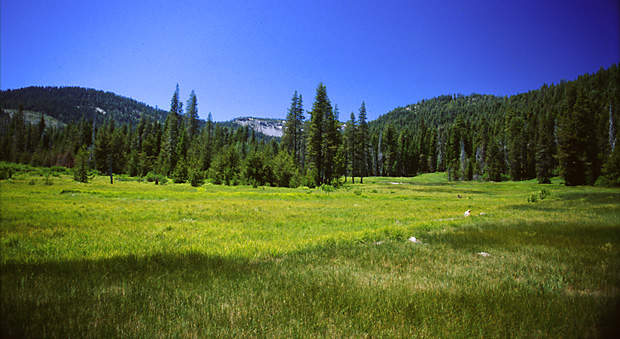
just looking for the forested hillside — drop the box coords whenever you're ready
[0,86,168,126]
[364,64,619,185]
[1,65,618,187]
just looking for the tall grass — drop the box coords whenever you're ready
[1,173,619,337]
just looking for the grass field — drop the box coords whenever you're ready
[1,173,619,337]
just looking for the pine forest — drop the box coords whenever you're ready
[1,64,619,187]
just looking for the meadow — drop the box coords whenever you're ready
[1,172,619,338]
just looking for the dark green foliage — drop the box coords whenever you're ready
[243,151,273,187]
[306,83,333,185]
[597,145,620,186]
[73,146,91,183]
[484,138,503,182]
[282,91,305,168]
[184,90,199,141]
[345,111,357,182]
[536,111,555,184]
[356,102,369,182]
[506,113,526,181]
[0,65,618,187]
[145,172,168,184]
[272,150,298,187]
[171,158,189,184]
[0,86,167,126]
[557,84,589,186]
[209,146,241,185]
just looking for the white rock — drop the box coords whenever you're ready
[408,237,421,243]
[477,252,490,257]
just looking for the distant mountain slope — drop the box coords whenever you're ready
[233,117,285,138]
[0,86,167,126]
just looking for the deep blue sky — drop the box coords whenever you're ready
[2,0,618,122]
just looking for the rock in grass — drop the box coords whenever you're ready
[477,252,491,257]
[408,237,421,243]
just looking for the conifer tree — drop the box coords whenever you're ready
[322,103,341,184]
[557,83,588,186]
[282,91,305,168]
[307,83,328,185]
[185,90,199,141]
[506,114,525,181]
[158,84,183,175]
[484,138,503,182]
[346,111,357,182]
[535,111,554,184]
[357,101,369,183]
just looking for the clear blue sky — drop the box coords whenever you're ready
[2,0,618,122]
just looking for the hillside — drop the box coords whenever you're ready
[0,86,168,126]
[233,117,285,138]
[0,64,617,186]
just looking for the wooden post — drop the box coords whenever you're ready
[109,155,113,184]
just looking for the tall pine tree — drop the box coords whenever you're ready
[307,83,333,185]
[357,101,369,183]
[282,91,305,168]
[558,83,588,186]
[158,84,183,176]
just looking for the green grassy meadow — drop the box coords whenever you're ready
[1,173,619,337]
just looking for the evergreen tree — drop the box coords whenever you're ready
[535,111,554,184]
[158,84,183,176]
[506,114,526,181]
[445,118,463,181]
[345,111,357,182]
[557,83,588,186]
[185,90,199,141]
[272,150,297,187]
[382,123,397,176]
[484,138,503,182]
[357,101,369,183]
[73,145,91,183]
[322,103,341,184]
[306,83,329,185]
[282,91,305,168]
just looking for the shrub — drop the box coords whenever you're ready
[43,174,53,186]
[73,146,91,183]
[145,172,168,184]
[188,167,205,187]
[319,184,335,193]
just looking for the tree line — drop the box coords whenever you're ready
[1,64,618,187]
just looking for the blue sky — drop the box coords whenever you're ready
[2,0,618,122]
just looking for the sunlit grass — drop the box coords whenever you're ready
[1,173,619,337]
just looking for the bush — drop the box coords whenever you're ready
[319,184,335,193]
[303,169,318,189]
[145,172,168,184]
[43,174,53,186]
[188,167,205,187]
[73,146,91,183]
[171,159,189,184]
[528,189,550,203]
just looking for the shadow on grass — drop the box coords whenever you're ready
[1,252,274,338]
[2,218,620,338]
